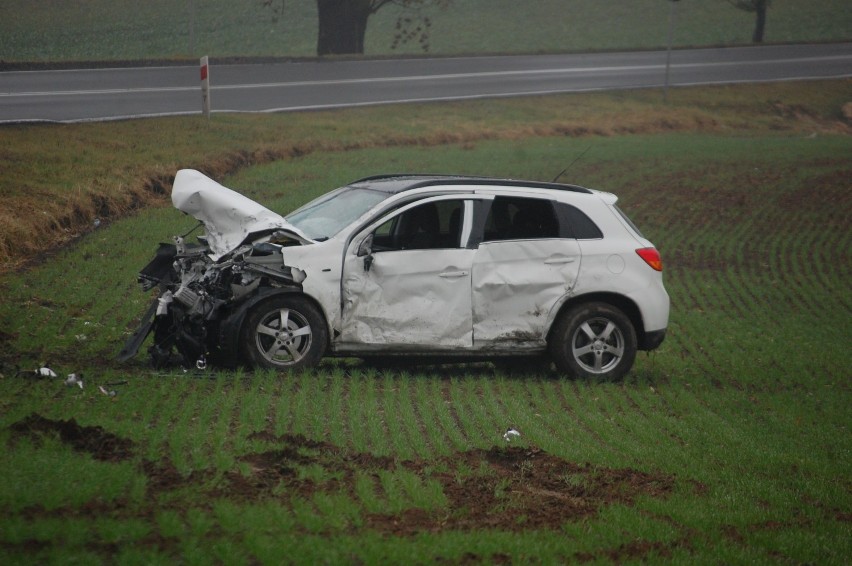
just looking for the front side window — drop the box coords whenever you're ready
[372,200,465,251]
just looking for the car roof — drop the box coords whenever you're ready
[348,174,594,195]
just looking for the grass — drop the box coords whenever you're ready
[0,82,850,560]
[1,0,850,63]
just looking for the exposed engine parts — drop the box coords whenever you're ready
[119,235,304,369]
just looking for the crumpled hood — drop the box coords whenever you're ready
[171,169,312,259]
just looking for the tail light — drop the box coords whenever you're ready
[636,247,663,271]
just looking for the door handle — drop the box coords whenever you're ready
[544,257,577,265]
[439,270,469,278]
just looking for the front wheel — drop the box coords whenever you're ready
[240,295,328,371]
[549,302,637,381]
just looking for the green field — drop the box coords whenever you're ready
[0,86,850,561]
[1,0,850,63]
[2,1,850,560]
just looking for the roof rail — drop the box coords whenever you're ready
[349,174,593,194]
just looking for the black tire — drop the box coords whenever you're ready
[240,295,328,371]
[549,302,637,381]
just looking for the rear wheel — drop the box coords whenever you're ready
[241,295,327,371]
[549,302,637,380]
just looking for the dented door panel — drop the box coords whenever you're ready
[339,248,474,349]
[471,239,581,348]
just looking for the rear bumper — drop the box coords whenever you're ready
[640,328,667,351]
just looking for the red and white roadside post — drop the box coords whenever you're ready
[200,55,211,118]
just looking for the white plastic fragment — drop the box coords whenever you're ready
[36,366,57,378]
[98,385,117,397]
[503,428,521,442]
[64,373,84,389]
[156,291,174,316]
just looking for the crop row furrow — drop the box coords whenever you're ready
[508,379,570,454]
[621,385,694,451]
[420,376,469,454]
[272,372,303,437]
[440,377,471,448]
[392,374,431,460]
[454,377,500,447]
[325,371,347,448]
[409,376,440,458]
[491,377,557,451]
[773,211,828,318]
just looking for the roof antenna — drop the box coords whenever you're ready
[551,145,592,183]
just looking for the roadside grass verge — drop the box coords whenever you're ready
[0,117,849,562]
[1,0,850,63]
[1,79,850,269]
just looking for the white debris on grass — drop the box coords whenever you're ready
[64,373,84,389]
[503,428,521,442]
[35,366,57,378]
[98,385,117,397]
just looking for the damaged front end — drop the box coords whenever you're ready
[117,170,311,369]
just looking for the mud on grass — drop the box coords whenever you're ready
[0,413,679,563]
[8,414,674,539]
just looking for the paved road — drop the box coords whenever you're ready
[1,43,850,123]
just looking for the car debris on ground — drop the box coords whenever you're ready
[64,373,84,389]
[503,428,521,441]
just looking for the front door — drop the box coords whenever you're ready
[339,198,475,350]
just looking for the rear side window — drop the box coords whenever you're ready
[555,202,603,239]
[482,197,559,242]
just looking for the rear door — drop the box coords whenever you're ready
[471,196,582,349]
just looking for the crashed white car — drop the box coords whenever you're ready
[119,169,669,380]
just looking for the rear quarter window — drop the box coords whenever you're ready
[555,202,603,239]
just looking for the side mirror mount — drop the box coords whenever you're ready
[357,233,373,257]
[358,234,374,272]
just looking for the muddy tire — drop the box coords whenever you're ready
[549,302,637,381]
[241,295,327,371]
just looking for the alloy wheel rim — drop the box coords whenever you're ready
[571,317,625,374]
[254,307,313,366]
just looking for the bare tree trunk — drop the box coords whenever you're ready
[316,0,372,55]
[752,0,767,43]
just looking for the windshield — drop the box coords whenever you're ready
[285,186,391,240]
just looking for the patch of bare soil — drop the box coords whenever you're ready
[9,413,134,462]
[7,416,675,538]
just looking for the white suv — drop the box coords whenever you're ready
[120,170,669,380]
